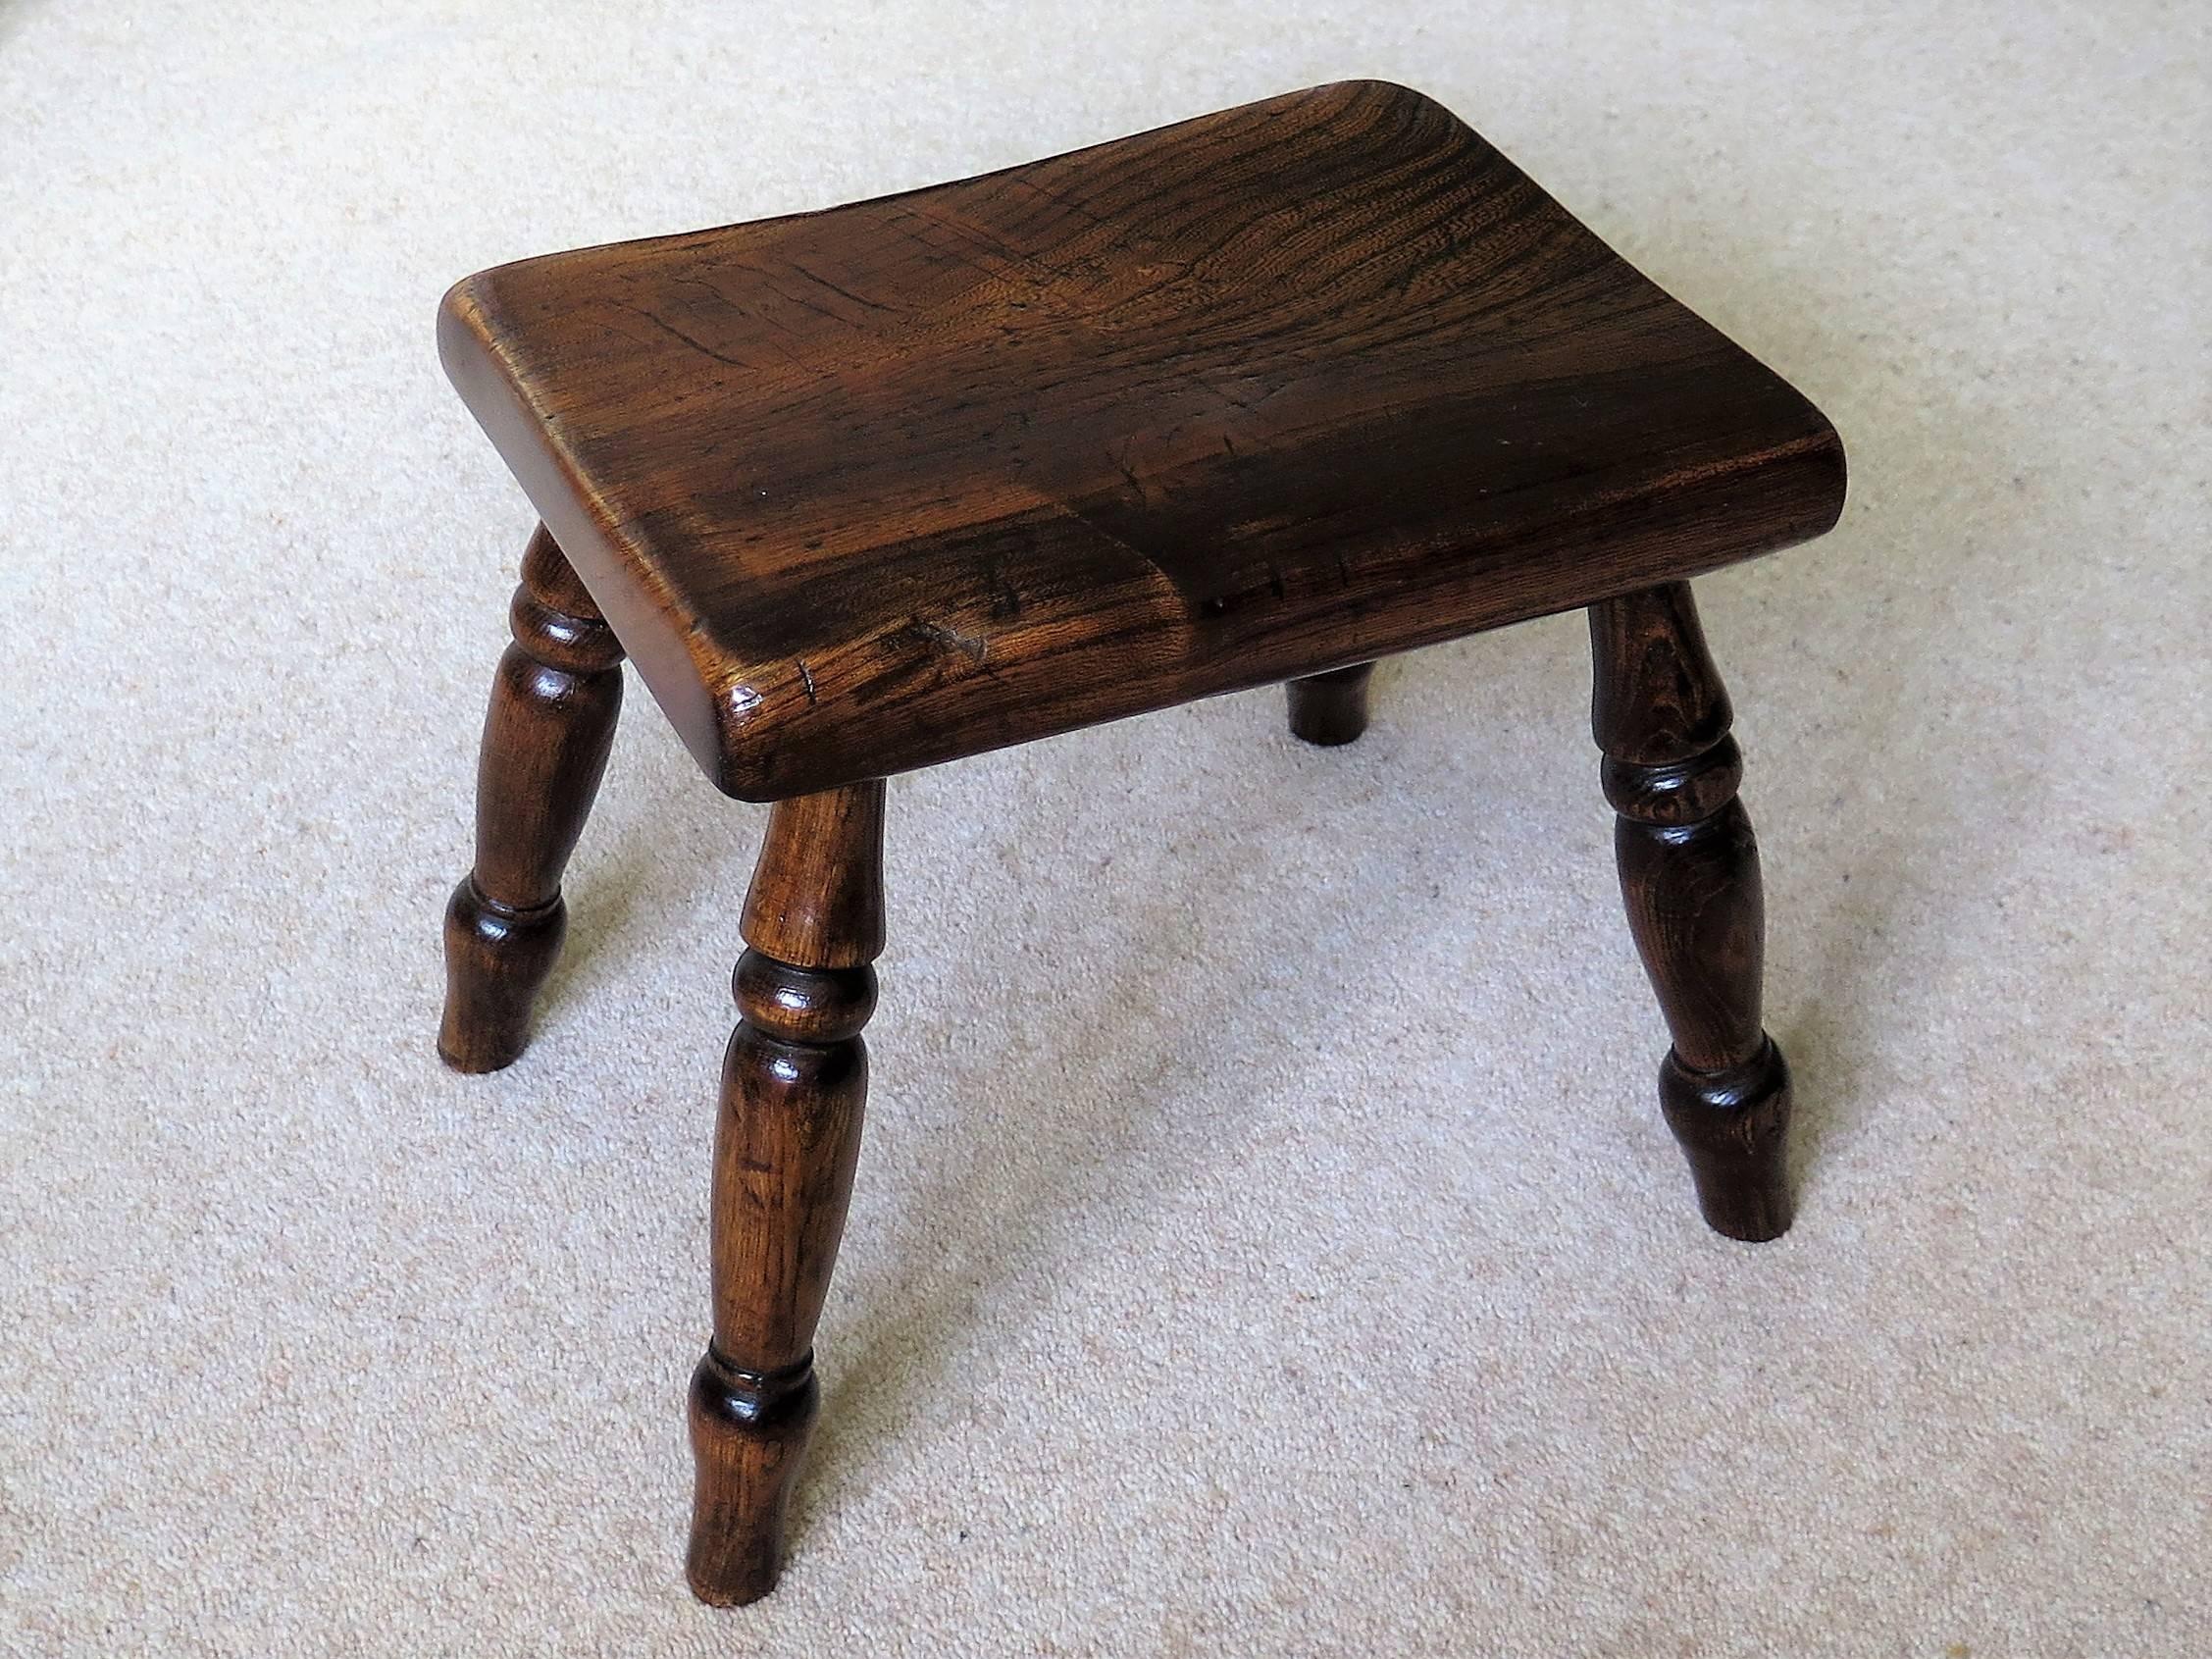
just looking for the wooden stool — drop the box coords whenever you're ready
[436,81,1844,1604]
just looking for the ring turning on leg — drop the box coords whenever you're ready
[1589,583,1792,1241]
[687,781,886,1604]
[438,525,624,1072]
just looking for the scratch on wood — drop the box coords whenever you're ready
[613,302,749,368]
[791,261,894,313]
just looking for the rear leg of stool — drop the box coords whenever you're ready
[1287,662,1374,745]
[437,524,625,1072]
[1589,583,1792,1241]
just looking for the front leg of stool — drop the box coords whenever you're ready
[438,525,625,1072]
[1589,583,1792,1241]
[687,780,885,1605]
[1287,661,1374,745]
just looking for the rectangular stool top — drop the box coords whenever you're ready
[441,80,1843,800]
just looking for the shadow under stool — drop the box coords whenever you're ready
[434,79,1846,1605]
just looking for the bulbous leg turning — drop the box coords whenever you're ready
[1590,583,1793,1241]
[437,525,624,1072]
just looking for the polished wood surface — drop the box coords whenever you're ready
[438,525,624,1071]
[687,781,886,1604]
[436,81,1846,1607]
[1590,583,1791,1240]
[440,78,1844,801]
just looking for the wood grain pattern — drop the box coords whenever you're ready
[1590,582,1791,1241]
[439,79,1844,801]
[437,525,624,1071]
[433,82,1847,1604]
[687,780,885,1605]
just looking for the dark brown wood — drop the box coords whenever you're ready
[438,78,1844,801]
[438,525,624,1072]
[1590,582,1791,1241]
[434,83,1850,1604]
[687,781,885,1605]
[1286,662,1374,746]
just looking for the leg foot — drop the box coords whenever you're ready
[686,1350,820,1606]
[686,782,884,1605]
[1590,583,1794,1239]
[437,879,565,1072]
[1660,1038,1792,1242]
[437,525,623,1071]
[1287,662,1373,745]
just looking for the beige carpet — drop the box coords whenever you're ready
[4,2,2207,1653]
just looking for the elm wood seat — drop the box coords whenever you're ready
[438,78,1840,802]
[435,79,1846,1607]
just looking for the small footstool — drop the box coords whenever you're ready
[435,80,1845,1604]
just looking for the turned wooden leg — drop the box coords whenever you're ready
[437,525,625,1072]
[1287,661,1374,745]
[687,780,885,1605]
[1589,583,1791,1241]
